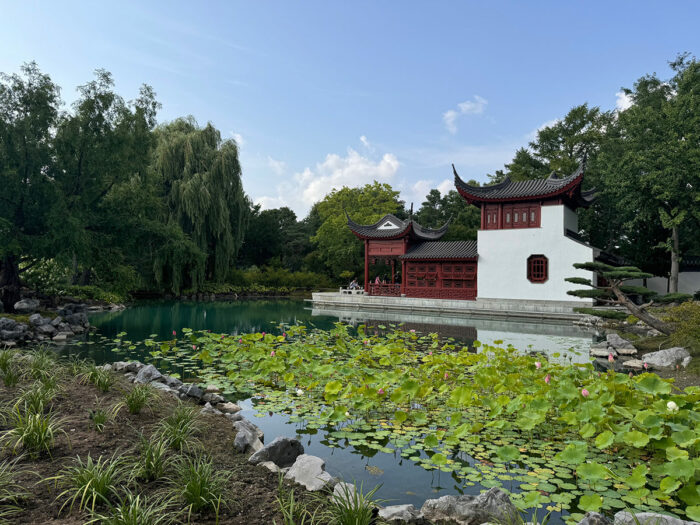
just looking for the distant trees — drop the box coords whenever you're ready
[414,189,480,241]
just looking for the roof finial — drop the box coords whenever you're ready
[409,202,413,218]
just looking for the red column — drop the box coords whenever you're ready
[401,260,406,295]
[364,240,369,293]
[391,259,395,284]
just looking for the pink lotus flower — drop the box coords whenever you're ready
[643,362,649,370]
[221,335,225,339]
[544,374,551,384]
[283,332,287,337]
[262,332,266,337]
[270,351,275,357]
[378,388,385,395]
[192,345,196,350]
[581,388,590,397]
[172,330,176,336]
[428,351,432,355]
[409,329,416,333]
[363,340,369,345]
[535,362,542,369]
[238,338,243,343]
[444,372,449,379]
[608,353,615,362]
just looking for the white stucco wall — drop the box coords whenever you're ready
[627,273,700,295]
[477,205,595,302]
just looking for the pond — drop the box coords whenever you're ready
[67,299,614,522]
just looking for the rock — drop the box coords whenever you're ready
[112,361,129,372]
[35,324,57,337]
[233,419,264,441]
[50,316,63,327]
[29,313,50,326]
[616,346,638,356]
[249,437,304,467]
[614,511,694,525]
[202,392,225,404]
[233,425,262,453]
[623,359,645,369]
[421,488,519,525]
[13,299,40,313]
[607,333,636,351]
[641,347,691,368]
[100,364,113,372]
[124,372,136,382]
[201,402,222,415]
[590,346,616,358]
[57,322,73,333]
[124,361,143,373]
[333,482,358,505]
[379,504,428,524]
[682,356,692,368]
[134,364,163,384]
[160,375,183,389]
[204,385,222,394]
[224,412,244,422]
[259,461,281,473]
[0,318,17,331]
[217,401,241,414]
[591,340,609,350]
[0,329,26,341]
[52,332,73,342]
[285,454,336,491]
[178,383,204,400]
[70,325,85,334]
[150,382,176,394]
[578,512,613,525]
[65,312,88,327]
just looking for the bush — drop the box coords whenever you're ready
[63,285,124,304]
[2,406,65,459]
[573,307,628,320]
[665,301,700,353]
[124,384,154,414]
[157,403,200,451]
[166,454,230,516]
[54,454,129,513]
[87,490,173,525]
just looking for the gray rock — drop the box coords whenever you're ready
[379,504,428,524]
[52,331,73,342]
[204,385,222,394]
[200,402,222,415]
[202,392,225,404]
[607,333,636,351]
[233,426,262,453]
[249,437,304,467]
[421,488,519,525]
[224,412,244,422]
[50,316,63,327]
[124,361,143,373]
[591,340,609,350]
[284,454,336,491]
[641,347,691,368]
[70,324,85,334]
[233,419,264,441]
[616,346,638,356]
[0,329,26,341]
[614,511,695,525]
[178,383,204,400]
[134,364,163,384]
[623,359,645,369]
[65,312,89,327]
[57,322,73,333]
[112,361,129,372]
[0,318,17,331]
[160,375,183,388]
[124,372,136,382]
[13,299,40,313]
[150,382,176,393]
[35,324,57,337]
[100,364,113,372]
[217,401,241,414]
[29,313,50,326]
[259,461,281,473]
[578,512,613,525]
[333,482,357,505]
[681,356,692,368]
[590,346,616,358]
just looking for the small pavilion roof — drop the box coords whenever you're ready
[346,213,450,241]
[453,160,596,207]
[399,240,478,260]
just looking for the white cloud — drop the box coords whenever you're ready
[526,118,560,141]
[615,91,633,111]
[360,135,370,148]
[231,132,245,146]
[256,148,400,217]
[436,178,453,196]
[443,95,488,134]
[267,156,286,176]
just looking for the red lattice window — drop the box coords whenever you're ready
[527,254,548,283]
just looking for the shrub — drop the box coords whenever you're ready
[656,292,693,304]
[124,384,154,414]
[63,285,124,304]
[80,365,114,392]
[0,457,30,522]
[1,405,65,459]
[665,301,700,353]
[156,403,200,451]
[28,348,59,381]
[54,453,129,513]
[15,382,58,415]
[87,490,173,525]
[166,454,231,517]
[134,434,172,482]
[89,400,122,433]
[275,474,321,525]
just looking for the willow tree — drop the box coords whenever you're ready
[152,118,249,292]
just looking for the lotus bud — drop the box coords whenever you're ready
[172,330,176,336]
[345,411,351,417]
[444,372,449,379]
[378,388,385,395]
[667,401,679,412]
[535,362,542,369]
[581,388,590,397]
[544,374,551,384]
[608,353,615,362]
[296,388,303,396]
[270,351,275,357]
[643,362,648,369]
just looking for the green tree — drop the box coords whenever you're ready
[310,182,404,279]
[152,117,250,293]
[415,189,480,241]
[0,63,62,312]
[596,55,700,292]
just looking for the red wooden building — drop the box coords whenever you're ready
[347,214,478,300]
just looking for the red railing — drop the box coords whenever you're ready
[369,283,401,297]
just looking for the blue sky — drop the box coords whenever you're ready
[2,1,699,217]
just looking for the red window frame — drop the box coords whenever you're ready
[527,254,548,283]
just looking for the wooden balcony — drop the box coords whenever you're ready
[369,283,401,297]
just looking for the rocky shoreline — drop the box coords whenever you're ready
[107,360,698,525]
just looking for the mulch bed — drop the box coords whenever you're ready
[1,369,327,524]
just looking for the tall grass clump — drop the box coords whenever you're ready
[87,490,173,525]
[80,364,114,392]
[53,453,130,513]
[89,399,123,433]
[157,402,200,451]
[1,365,21,388]
[0,349,17,374]
[1,405,65,459]
[134,434,172,482]
[0,457,30,522]
[166,454,230,518]
[275,474,321,525]
[323,482,383,525]
[15,381,58,415]
[27,348,59,381]
[124,384,154,414]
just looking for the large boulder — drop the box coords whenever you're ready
[233,419,264,441]
[134,364,163,384]
[421,488,519,525]
[606,333,637,354]
[160,374,183,389]
[65,312,89,327]
[248,437,304,467]
[35,324,57,337]
[29,313,51,326]
[614,511,695,525]
[0,318,18,331]
[178,383,204,400]
[379,504,428,524]
[233,425,263,453]
[641,347,691,368]
[13,299,40,313]
[285,454,336,491]
[577,512,613,525]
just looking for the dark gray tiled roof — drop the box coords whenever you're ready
[346,213,449,241]
[399,241,478,260]
[453,162,591,202]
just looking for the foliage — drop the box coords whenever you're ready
[157,402,200,451]
[27,348,59,381]
[133,434,172,482]
[138,324,700,521]
[323,481,384,525]
[0,457,30,522]
[54,453,130,513]
[655,293,693,304]
[414,189,481,242]
[572,307,627,320]
[1,405,65,459]
[665,302,700,353]
[89,399,122,433]
[310,182,405,279]
[166,454,230,516]
[80,364,115,392]
[87,490,173,525]
[124,384,155,414]
[15,381,58,415]
[275,475,321,525]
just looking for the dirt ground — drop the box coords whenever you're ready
[1,371,328,524]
